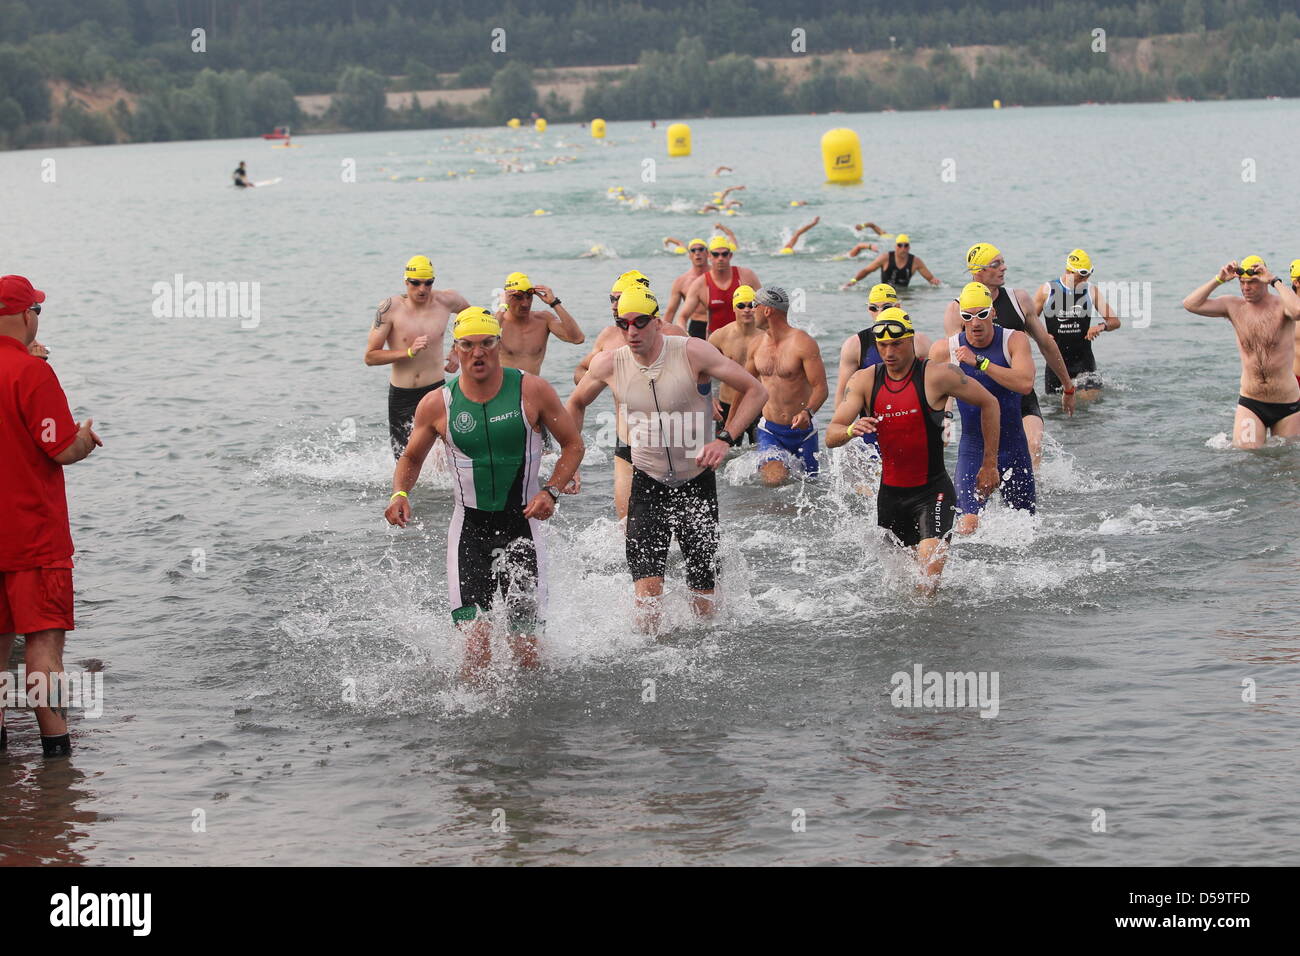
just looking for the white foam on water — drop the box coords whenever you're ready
[1095,502,1239,535]
[253,435,452,490]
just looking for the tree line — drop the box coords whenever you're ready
[2,1,1299,148]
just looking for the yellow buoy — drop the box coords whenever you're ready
[993,99,1002,110]
[667,123,691,157]
[821,127,863,184]
[591,118,606,139]
[507,117,521,128]
[535,118,547,132]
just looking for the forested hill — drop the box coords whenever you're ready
[2,0,1299,149]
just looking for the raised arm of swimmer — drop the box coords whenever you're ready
[1182,262,1239,317]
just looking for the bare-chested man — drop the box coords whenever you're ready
[1182,255,1300,448]
[677,236,761,340]
[365,255,469,458]
[574,272,688,520]
[945,243,1075,470]
[707,284,763,447]
[663,238,710,331]
[495,271,585,376]
[744,286,828,484]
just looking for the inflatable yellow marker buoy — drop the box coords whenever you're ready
[667,123,691,157]
[507,117,521,128]
[821,128,862,184]
[591,118,606,139]
[993,99,1002,110]
[535,118,547,132]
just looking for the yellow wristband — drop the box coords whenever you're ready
[407,347,415,358]
[390,491,408,500]
[1215,276,1226,285]
[845,424,855,442]
[847,278,857,285]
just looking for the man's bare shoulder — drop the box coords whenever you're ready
[588,345,619,377]
[593,324,622,349]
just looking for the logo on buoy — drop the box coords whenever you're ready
[834,153,852,167]
[453,411,476,434]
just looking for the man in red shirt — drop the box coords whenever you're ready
[0,275,102,757]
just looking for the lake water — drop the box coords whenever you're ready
[1,100,1297,865]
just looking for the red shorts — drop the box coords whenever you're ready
[0,567,75,634]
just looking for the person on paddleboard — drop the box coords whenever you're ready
[233,162,252,188]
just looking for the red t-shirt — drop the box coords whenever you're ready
[0,335,78,570]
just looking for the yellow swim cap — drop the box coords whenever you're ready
[1066,249,1093,274]
[733,284,756,305]
[895,233,911,245]
[867,283,899,305]
[1290,259,1300,281]
[674,247,687,254]
[708,236,731,252]
[966,242,1002,273]
[687,238,707,250]
[504,272,533,292]
[778,248,794,255]
[958,281,994,312]
[871,307,914,340]
[617,287,659,318]
[453,308,502,339]
[1239,254,1266,276]
[405,255,435,281]
[611,270,650,294]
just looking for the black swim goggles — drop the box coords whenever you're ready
[1234,267,1261,277]
[871,319,914,341]
[615,314,656,330]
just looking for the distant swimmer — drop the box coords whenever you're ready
[365,255,468,458]
[842,234,940,289]
[1182,255,1300,447]
[1032,249,1121,402]
[827,308,1000,593]
[854,222,886,235]
[778,216,820,255]
[573,272,687,521]
[699,184,745,212]
[384,309,584,682]
[233,161,252,187]
[946,243,1075,469]
[707,284,763,447]
[745,286,829,483]
[929,282,1036,533]
[494,272,585,376]
[678,237,761,339]
[567,287,767,630]
[663,238,710,330]
[713,166,733,176]
[833,284,934,452]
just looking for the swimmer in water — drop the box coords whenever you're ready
[1181,255,1300,447]
[707,285,763,448]
[1031,249,1121,402]
[384,308,584,683]
[827,308,1001,594]
[677,237,761,340]
[843,234,941,289]
[778,216,821,255]
[567,287,766,631]
[929,282,1037,534]
[745,286,829,483]
[494,271,585,377]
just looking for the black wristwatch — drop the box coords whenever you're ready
[547,297,561,307]
[542,484,560,502]
[717,428,738,447]
[1269,277,1282,288]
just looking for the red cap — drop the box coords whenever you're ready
[0,275,46,316]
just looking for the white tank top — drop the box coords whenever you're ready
[612,336,711,486]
